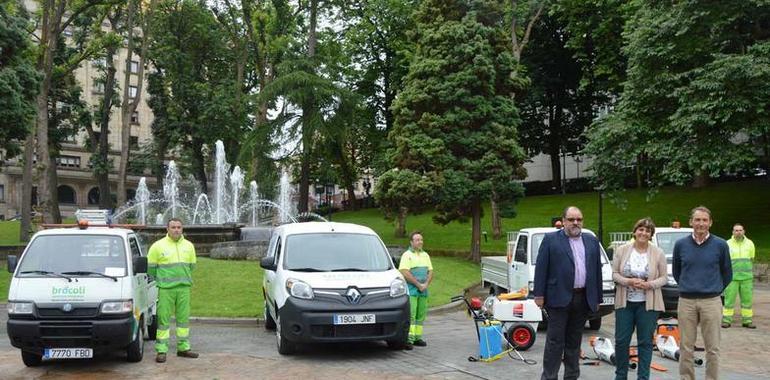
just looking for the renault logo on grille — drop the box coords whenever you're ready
[345,288,362,304]
[62,303,73,312]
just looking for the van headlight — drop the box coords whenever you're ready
[286,278,314,299]
[603,280,614,291]
[390,278,406,297]
[667,275,677,286]
[101,300,133,314]
[8,301,34,314]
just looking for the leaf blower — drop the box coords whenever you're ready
[656,335,703,365]
[589,336,616,365]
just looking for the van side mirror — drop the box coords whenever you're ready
[260,256,276,271]
[133,256,148,274]
[7,255,17,273]
[606,248,614,261]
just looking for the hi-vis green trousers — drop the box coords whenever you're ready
[155,286,192,353]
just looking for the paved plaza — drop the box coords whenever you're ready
[1,286,769,379]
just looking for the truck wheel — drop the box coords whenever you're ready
[21,350,42,367]
[264,302,276,330]
[147,314,158,341]
[127,318,145,362]
[276,315,295,355]
[506,324,536,351]
[588,317,602,331]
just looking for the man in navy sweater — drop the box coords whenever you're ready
[673,206,732,380]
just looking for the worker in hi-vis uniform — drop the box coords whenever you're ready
[723,223,756,329]
[148,218,200,362]
[399,231,433,350]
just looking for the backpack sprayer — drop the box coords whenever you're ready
[453,294,538,365]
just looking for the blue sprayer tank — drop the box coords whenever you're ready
[479,321,504,359]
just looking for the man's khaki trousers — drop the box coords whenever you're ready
[678,296,721,380]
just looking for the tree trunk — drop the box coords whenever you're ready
[298,0,318,213]
[191,137,208,194]
[549,147,561,193]
[692,172,709,188]
[19,133,35,242]
[118,0,155,206]
[96,47,117,209]
[470,199,482,263]
[395,207,407,238]
[48,155,62,223]
[491,192,502,239]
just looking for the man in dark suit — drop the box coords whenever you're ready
[534,206,603,380]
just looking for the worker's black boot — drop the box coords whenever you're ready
[177,350,200,358]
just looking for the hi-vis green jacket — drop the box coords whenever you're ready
[147,235,197,288]
[726,237,755,281]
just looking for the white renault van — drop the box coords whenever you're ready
[260,222,410,354]
[6,224,158,366]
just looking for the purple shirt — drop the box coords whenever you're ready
[568,234,587,288]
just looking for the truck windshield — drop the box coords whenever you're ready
[17,235,128,277]
[283,233,391,272]
[656,231,691,263]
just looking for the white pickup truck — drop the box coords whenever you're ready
[6,223,158,366]
[481,228,615,330]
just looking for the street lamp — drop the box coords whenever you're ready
[325,183,334,220]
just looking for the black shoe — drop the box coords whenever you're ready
[721,322,731,328]
[413,339,427,347]
[177,350,199,358]
[156,353,167,363]
[743,323,757,329]
[403,344,413,350]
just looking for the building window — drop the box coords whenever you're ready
[62,28,73,37]
[126,189,136,200]
[93,81,105,94]
[0,184,4,202]
[56,155,81,168]
[129,85,138,99]
[57,185,77,204]
[129,136,139,149]
[92,57,106,68]
[130,111,139,124]
[130,61,140,73]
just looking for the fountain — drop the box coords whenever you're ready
[110,139,330,259]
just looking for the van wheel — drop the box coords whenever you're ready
[588,317,602,331]
[276,315,295,355]
[386,321,410,350]
[21,350,42,367]
[147,314,158,341]
[264,302,276,330]
[127,318,145,362]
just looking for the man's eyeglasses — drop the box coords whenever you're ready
[565,217,583,223]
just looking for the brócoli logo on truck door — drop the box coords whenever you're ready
[51,286,86,301]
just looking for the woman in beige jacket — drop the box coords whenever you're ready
[612,218,667,380]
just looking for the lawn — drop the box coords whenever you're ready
[0,261,9,302]
[0,256,478,316]
[0,221,21,246]
[334,179,770,261]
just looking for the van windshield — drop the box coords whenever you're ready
[283,233,391,272]
[17,235,128,277]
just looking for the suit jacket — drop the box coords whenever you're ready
[533,230,603,312]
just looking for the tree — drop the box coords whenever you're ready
[585,0,770,193]
[0,2,40,162]
[147,0,247,192]
[29,0,117,224]
[374,169,433,237]
[117,0,157,206]
[390,0,526,261]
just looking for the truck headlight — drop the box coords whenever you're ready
[286,278,314,299]
[101,300,133,313]
[667,275,677,286]
[390,278,406,297]
[8,301,34,314]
